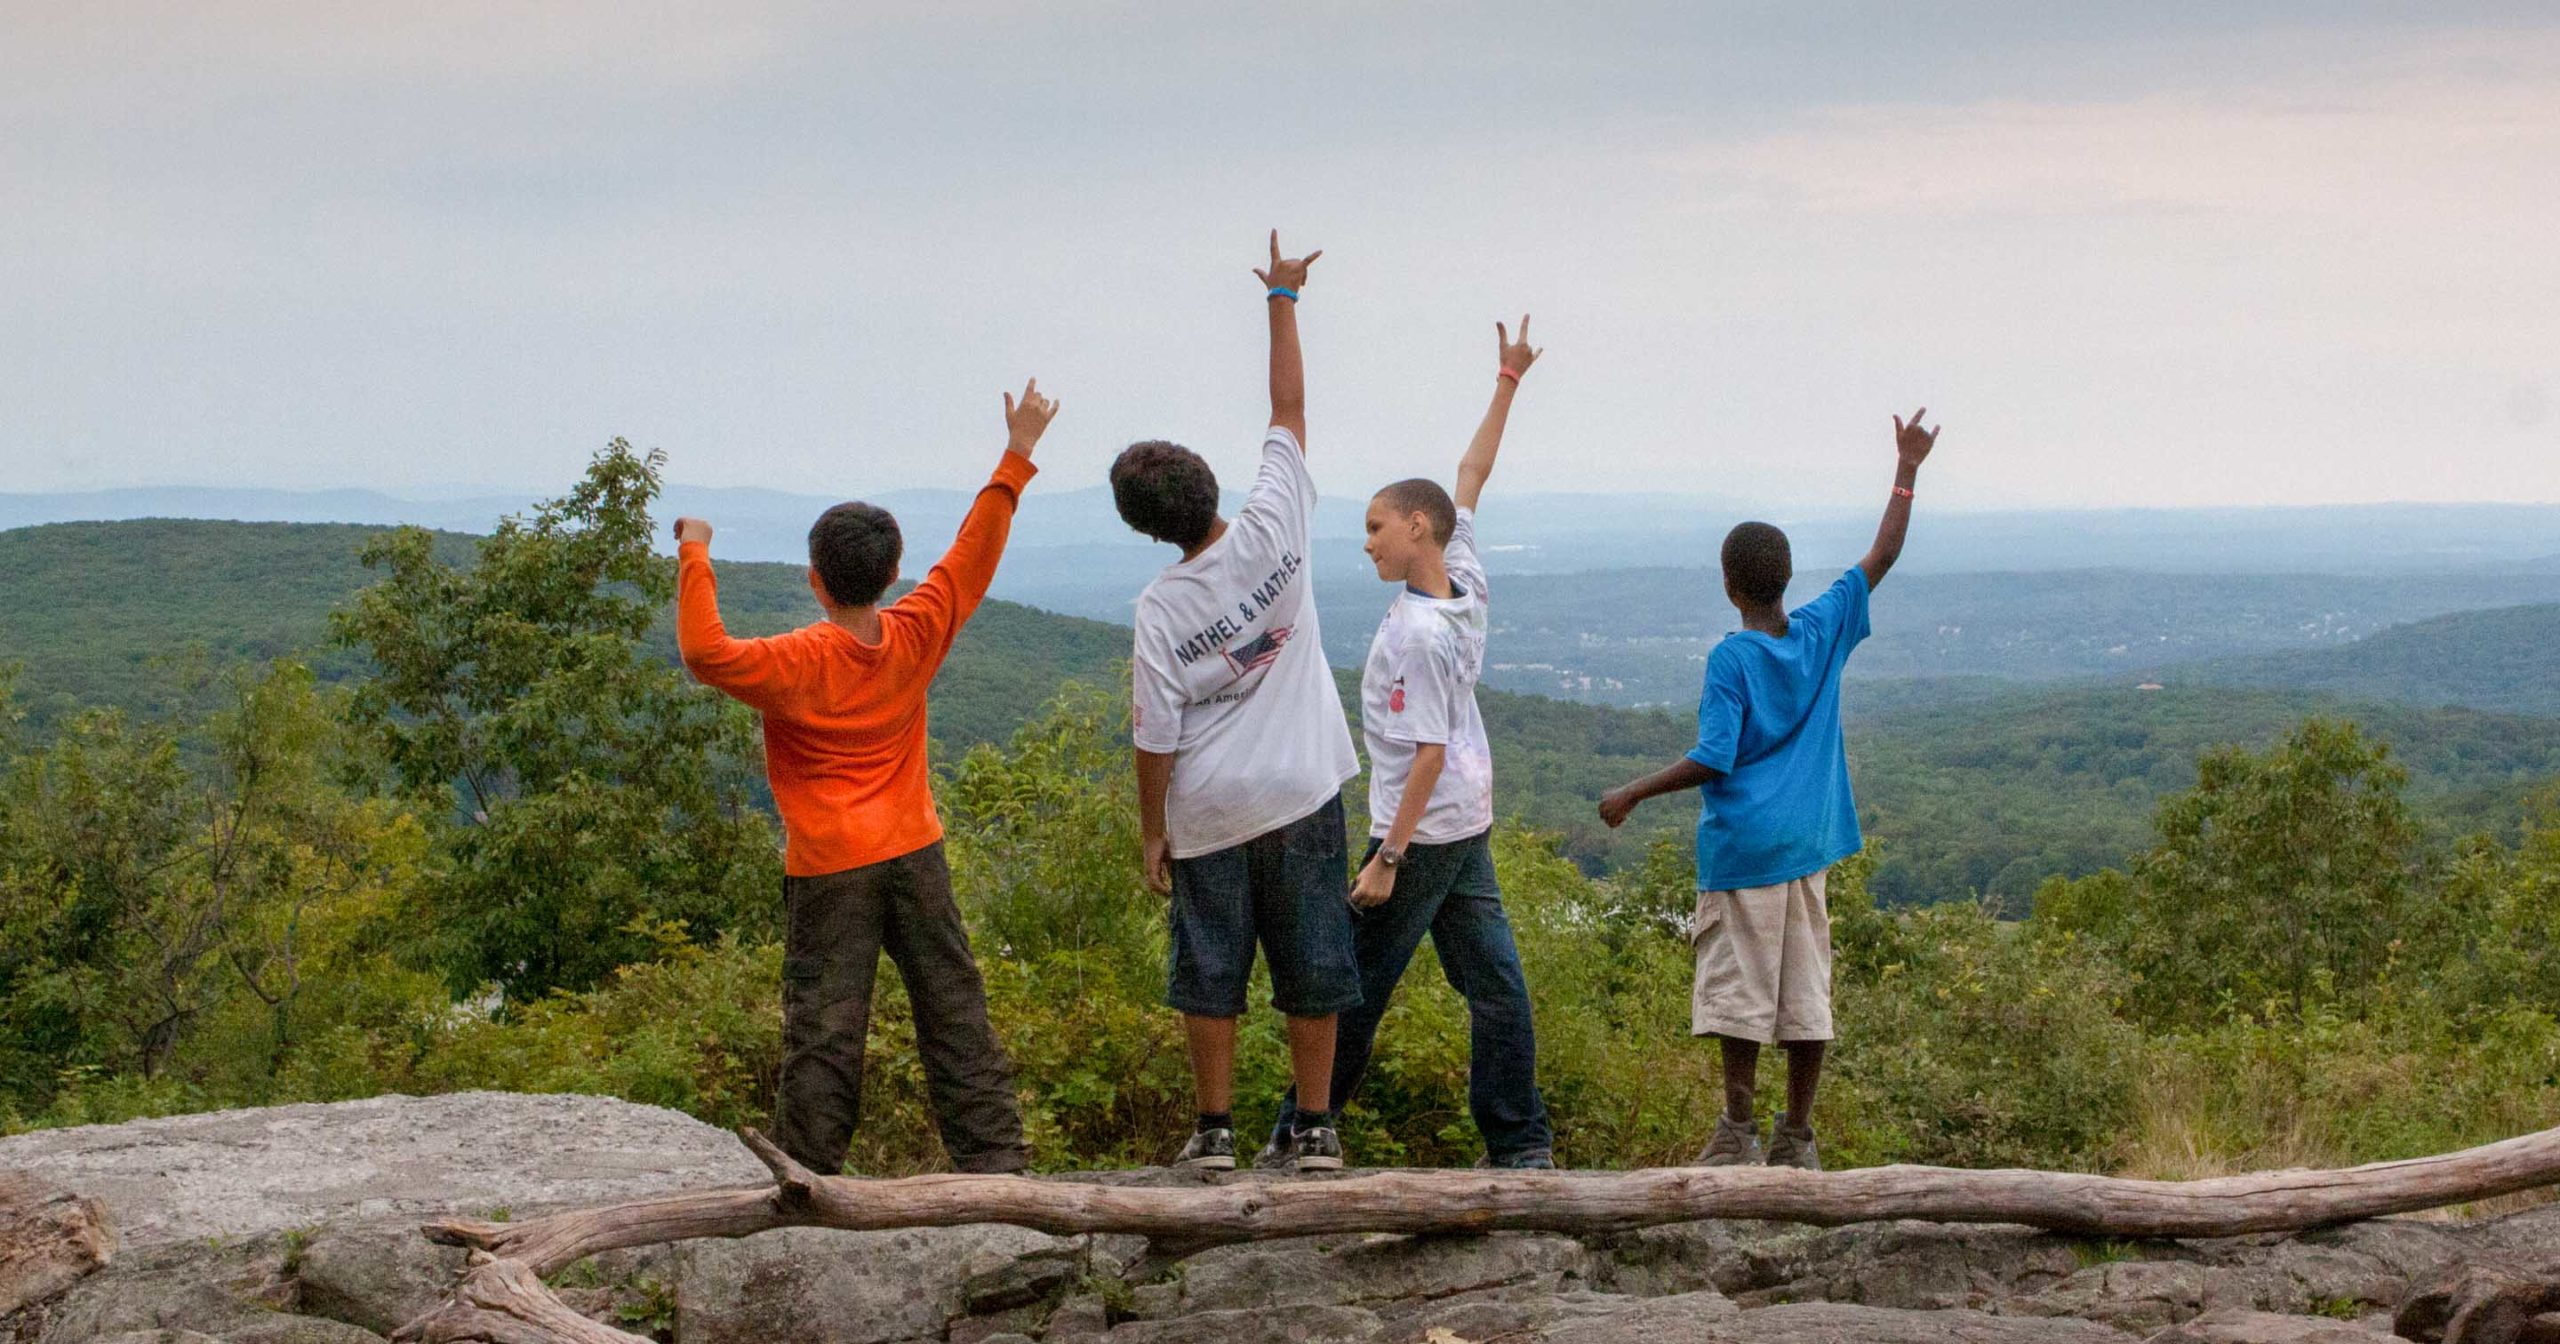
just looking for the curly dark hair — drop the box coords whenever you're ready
[1373,478,1456,546]
[1720,520,1793,607]
[808,501,903,608]
[1110,440,1221,550]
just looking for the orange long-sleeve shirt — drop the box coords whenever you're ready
[677,452,1037,876]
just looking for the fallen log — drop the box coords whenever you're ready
[398,1123,2560,1343]
[427,1122,2560,1278]
[391,1253,650,1344]
[0,1170,115,1316]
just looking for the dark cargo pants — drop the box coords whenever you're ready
[776,842,1028,1175]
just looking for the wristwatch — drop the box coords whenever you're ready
[1377,846,1407,869]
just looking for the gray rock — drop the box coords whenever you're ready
[1529,1290,1741,1343]
[1104,1305,1382,1344]
[950,1308,1047,1344]
[1044,1293,1111,1343]
[962,1245,1084,1314]
[0,1094,763,1251]
[1732,1302,2128,1342]
[675,1224,1068,1344]
[288,1221,466,1336]
[2142,1307,2399,1343]
[224,1321,389,1344]
[34,1231,293,1342]
[1179,1232,1586,1313]
[86,1334,227,1344]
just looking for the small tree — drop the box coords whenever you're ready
[2075,718,2422,1027]
[333,441,779,1001]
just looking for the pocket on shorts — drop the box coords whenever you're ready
[1688,890,1722,949]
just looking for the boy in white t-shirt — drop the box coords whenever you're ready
[1111,233,1361,1172]
[1262,317,1555,1170]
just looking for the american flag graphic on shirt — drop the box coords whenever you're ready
[1222,624,1293,676]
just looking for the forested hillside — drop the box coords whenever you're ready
[8,518,2559,906]
[1477,565,2558,706]
[7,449,2560,1191]
[2179,603,2560,717]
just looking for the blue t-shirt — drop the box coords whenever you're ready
[1684,567,1871,891]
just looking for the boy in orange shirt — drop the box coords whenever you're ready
[672,379,1059,1176]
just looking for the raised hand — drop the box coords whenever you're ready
[1893,407,1939,467]
[1498,314,1542,379]
[1252,229,1322,293]
[1003,377,1060,458]
[672,517,712,545]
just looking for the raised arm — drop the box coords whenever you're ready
[894,379,1058,649]
[672,518,787,711]
[1857,407,1939,590]
[1455,315,1541,511]
[1252,230,1321,451]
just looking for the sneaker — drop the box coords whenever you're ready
[1475,1150,1559,1171]
[1252,1130,1299,1171]
[1692,1114,1764,1167]
[1175,1128,1236,1171]
[1765,1119,1821,1171]
[1293,1126,1344,1172]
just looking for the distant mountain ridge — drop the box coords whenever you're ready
[8,486,2558,580]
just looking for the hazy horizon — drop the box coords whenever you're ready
[7,3,2557,509]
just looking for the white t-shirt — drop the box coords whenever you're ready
[1361,507,1494,845]
[1131,426,1359,859]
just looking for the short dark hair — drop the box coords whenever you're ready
[1721,521,1792,606]
[808,501,902,607]
[1374,478,1457,546]
[1110,440,1221,550]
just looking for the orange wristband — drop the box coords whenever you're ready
[1892,485,1915,499]
[1497,366,1522,383]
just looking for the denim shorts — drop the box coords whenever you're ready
[1166,792,1363,1018]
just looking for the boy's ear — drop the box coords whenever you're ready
[807,566,836,612]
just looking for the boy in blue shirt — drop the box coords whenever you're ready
[1598,408,1940,1171]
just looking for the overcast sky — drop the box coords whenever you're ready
[5,2,2556,510]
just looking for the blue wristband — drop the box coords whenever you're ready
[1267,287,1299,302]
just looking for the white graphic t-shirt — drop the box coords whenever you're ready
[1361,506,1494,845]
[1131,426,1359,858]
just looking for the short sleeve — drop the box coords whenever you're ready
[1790,567,1873,656]
[1233,427,1314,553]
[1445,507,1488,603]
[1377,634,1459,747]
[1130,613,1187,754]
[1685,647,1747,774]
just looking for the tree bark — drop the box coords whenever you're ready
[0,1170,115,1316]
[400,1122,2560,1343]
[427,1123,2560,1279]
[390,1253,651,1344]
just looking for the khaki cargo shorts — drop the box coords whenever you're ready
[1689,868,1833,1043]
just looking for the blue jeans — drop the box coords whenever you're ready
[1166,793,1362,1018]
[1272,831,1553,1162]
